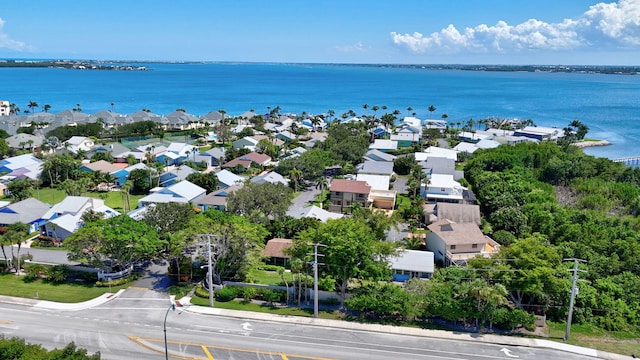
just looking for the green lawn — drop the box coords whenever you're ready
[190,296,344,320]
[546,321,640,356]
[0,273,129,303]
[246,270,287,286]
[32,187,144,212]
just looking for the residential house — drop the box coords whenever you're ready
[0,154,43,180]
[65,136,95,154]
[453,142,479,155]
[250,171,289,186]
[276,130,296,142]
[200,110,227,125]
[458,131,489,144]
[41,196,119,240]
[356,173,396,210]
[417,147,458,161]
[223,152,271,170]
[5,133,44,150]
[156,151,181,166]
[357,161,394,176]
[433,202,481,226]
[196,184,243,212]
[368,139,398,153]
[475,139,501,150]
[391,126,422,147]
[389,250,435,281]
[204,147,227,166]
[80,160,122,174]
[137,180,206,207]
[232,136,259,150]
[421,174,464,203]
[111,163,150,187]
[0,198,51,234]
[262,238,293,266]
[90,142,130,161]
[513,126,564,141]
[160,111,198,131]
[363,149,397,162]
[426,219,500,266]
[423,119,447,131]
[286,205,344,222]
[158,165,197,187]
[417,154,456,177]
[215,169,245,189]
[166,142,198,162]
[328,179,371,213]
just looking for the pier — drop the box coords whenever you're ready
[612,156,640,167]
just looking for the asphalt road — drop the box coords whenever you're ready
[1,289,601,360]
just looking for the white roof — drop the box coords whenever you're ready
[453,142,479,153]
[458,131,489,141]
[369,139,398,150]
[428,174,461,188]
[161,180,205,201]
[286,205,344,222]
[422,146,458,160]
[389,250,435,273]
[356,174,390,191]
[476,139,501,149]
[215,169,244,187]
[401,116,422,127]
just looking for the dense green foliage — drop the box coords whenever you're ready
[0,336,100,359]
[464,141,640,331]
[46,123,104,141]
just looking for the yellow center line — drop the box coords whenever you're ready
[281,354,289,360]
[201,345,214,360]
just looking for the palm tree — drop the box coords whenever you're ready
[362,104,369,117]
[278,267,290,304]
[371,105,379,120]
[427,105,436,119]
[407,106,413,116]
[327,109,335,123]
[28,101,39,114]
[120,180,132,213]
[289,168,303,192]
[43,104,51,113]
[315,177,329,208]
[290,258,304,307]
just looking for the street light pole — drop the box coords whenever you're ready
[163,303,176,360]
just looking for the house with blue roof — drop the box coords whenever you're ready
[41,196,119,240]
[159,165,197,187]
[0,198,52,234]
[111,163,150,187]
[0,154,43,180]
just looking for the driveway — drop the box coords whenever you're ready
[287,183,321,214]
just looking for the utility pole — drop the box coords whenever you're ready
[311,243,326,318]
[207,234,215,307]
[564,258,586,341]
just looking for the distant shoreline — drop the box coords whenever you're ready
[572,139,612,148]
[1,59,639,75]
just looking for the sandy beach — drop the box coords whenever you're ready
[572,140,612,148]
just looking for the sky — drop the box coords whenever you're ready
[0,0,639,65]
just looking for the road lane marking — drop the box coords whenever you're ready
[129,336,334,360]
[201,345,214,359]
[0,320,12,324]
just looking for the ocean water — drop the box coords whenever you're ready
[1,62,639,159]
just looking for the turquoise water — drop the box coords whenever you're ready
[1,62,639,159]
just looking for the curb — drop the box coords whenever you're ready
[177,296,631,360]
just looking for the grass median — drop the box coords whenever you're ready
[0,273,129,303]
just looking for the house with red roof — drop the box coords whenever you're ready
[222,151,271,170]
[328,179,371,213]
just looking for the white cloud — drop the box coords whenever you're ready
[0,18,31,51]
[335,41,366,53]
[391,0,640,54]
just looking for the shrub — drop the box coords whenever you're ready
[214,286,238,302]
[259,264,284,272]
[241,287,257,301]
[321,297,339,306]
[318,276,336,292]
[262,289,284,303]
[46,265,68,283]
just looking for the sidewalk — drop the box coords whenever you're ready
[0,291,631,360]
[173,295,631,360]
